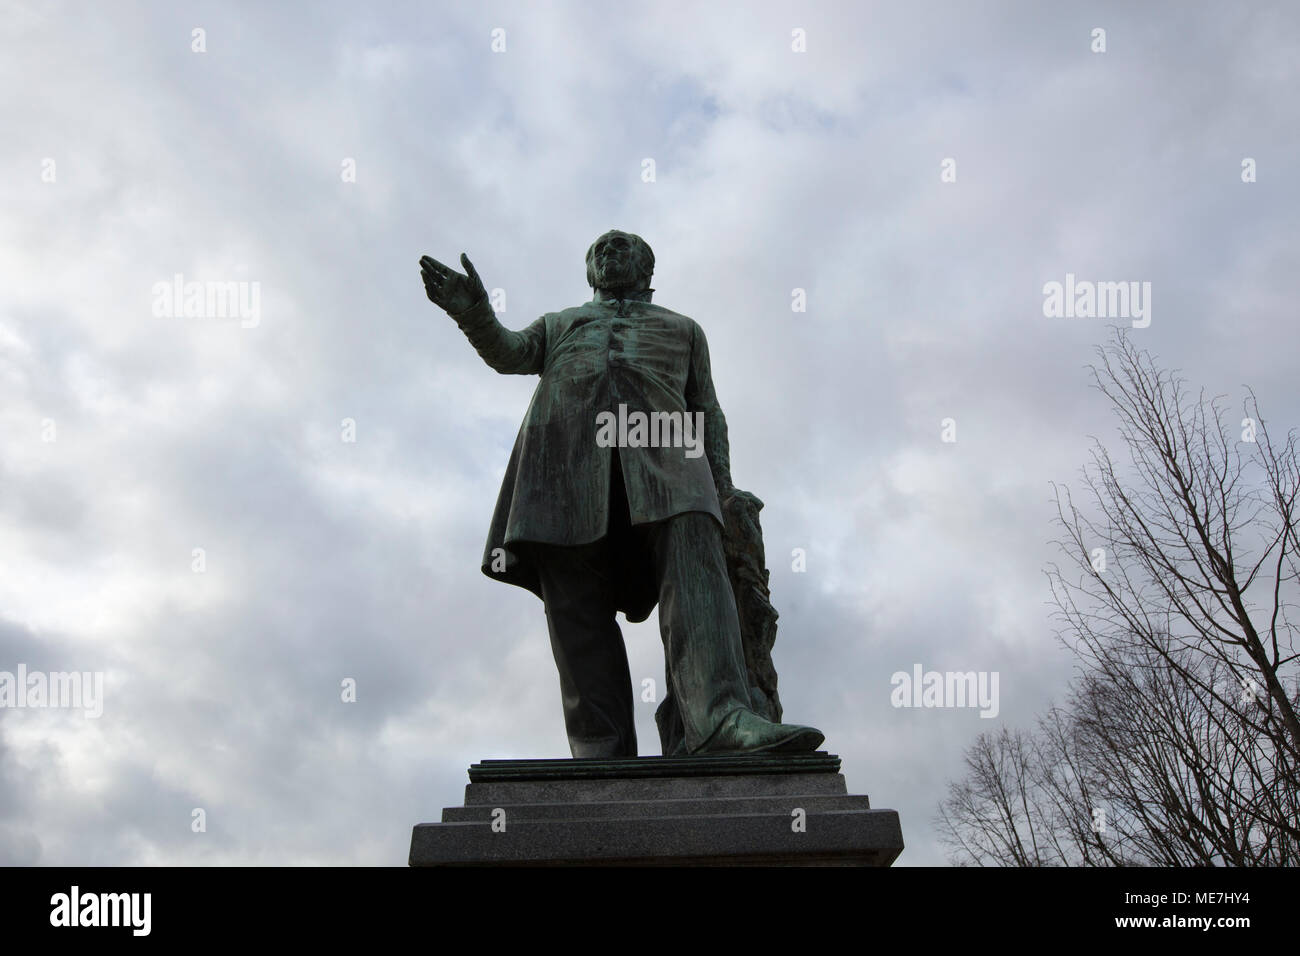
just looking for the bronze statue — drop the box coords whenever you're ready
[420,230,823,757]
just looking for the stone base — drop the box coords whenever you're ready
[409,752,903,866]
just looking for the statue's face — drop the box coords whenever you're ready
[586,230,653,292]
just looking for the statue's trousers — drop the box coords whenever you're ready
[524,451,752,757]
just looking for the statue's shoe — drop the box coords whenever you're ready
[693,709,825,754]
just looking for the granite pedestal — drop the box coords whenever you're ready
[409,751,903,866]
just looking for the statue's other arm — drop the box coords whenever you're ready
[685,320,734,497]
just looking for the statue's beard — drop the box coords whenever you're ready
[593,257,644,293]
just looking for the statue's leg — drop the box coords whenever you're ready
[654,689,686,755]
[641,512,752,753]
[532,539,638,759]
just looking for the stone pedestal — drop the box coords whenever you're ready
[409,752,903,866]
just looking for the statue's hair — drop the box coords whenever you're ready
[585,230,655,290]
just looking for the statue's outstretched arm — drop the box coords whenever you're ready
[419,252,545,375]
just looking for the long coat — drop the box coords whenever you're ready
[449,290,734,622]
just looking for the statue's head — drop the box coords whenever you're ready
[585,230,654,295]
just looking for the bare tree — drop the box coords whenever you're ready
[1048,329,1300,767]
[938,329,1300,865]
[935,727,1046,866]
[1064,635,1297,865]
[938,635,1299,865]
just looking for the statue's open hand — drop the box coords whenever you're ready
[420,252,487,316]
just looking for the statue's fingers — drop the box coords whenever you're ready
[460,253,482,284]
[420,255,449,277]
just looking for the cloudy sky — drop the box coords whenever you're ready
[2,0,1298,866]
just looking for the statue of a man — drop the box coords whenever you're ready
[420,230,823,758]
